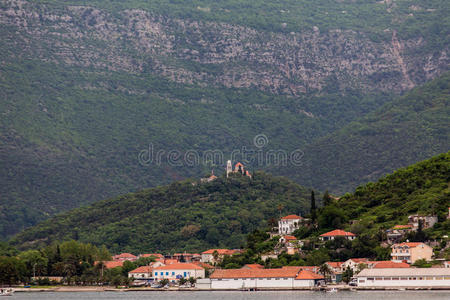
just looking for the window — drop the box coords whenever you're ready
[283,278,288,280]
[234,279,238,280]
[267,278,271,280]
[367,277,374,281]
[425,277,433,280]
[172,272,175,275]
[400,277,408,280]
[275,278,280,280]
[359,280,365,283]
[436,277,444,280]
[166,272,169,275]
[375,278,383,281]
[391,277,399,280]
[383,277,391,280]
[154,272,158,276]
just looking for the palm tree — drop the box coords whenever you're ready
[319,263,332,282]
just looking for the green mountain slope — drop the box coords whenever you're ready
[287,72,450,194]
[0,0,449,238]
[325,151,450,238]
[10,172,312,253]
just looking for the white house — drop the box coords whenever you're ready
[342,258,370,273]
[278,215,303,235]
[201,249,238,264]
[152,263,205,281]
[356,268,450,287]
[128,266,153,279]
[444,261,450,268]
[206,267,323,289]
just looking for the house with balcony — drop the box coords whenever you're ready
[391,242,433,264]
[386,224,413,244]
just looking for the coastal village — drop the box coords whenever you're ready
[102,212,450,290]
[87,161,450,291]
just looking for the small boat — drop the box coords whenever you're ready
[0,288,13,296]
[326,288,338,293]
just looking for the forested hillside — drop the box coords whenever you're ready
[0,0,449,237]
[322,151,450,239]
[287,72,450,193]
[10,172,312,253]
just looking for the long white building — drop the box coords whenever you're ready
[199,267,324,289]
[356,268,450,287]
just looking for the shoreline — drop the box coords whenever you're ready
[10,286,450,292]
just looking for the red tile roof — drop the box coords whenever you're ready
[210,268,300,279]
[348,258,369,263]
[281,215,302,220]
[192,261,214,269]
[163,259,178,265]
[320,229,355,237]
[140,253,164,258]
[202,249,238,255]
[393,242,425,248]
[96,261,123,269]
[296,270,324,280]
[153,263,203,270]
[242,264,264,269]
[114,253,137,258]
[129,266,153,273]
[326,262,344,268]
[372,261,410,268]
[284,235,297,241]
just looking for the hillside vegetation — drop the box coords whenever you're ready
[324,151,450,238]
[10,172,312,253]
[287,72,450,193]
[0,0,449,237]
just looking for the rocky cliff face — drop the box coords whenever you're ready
[1,0,448,96]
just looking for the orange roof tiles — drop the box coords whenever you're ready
[320,229,355,237]
[281,215,302,220]
[394,242,424,248]
[283,235,297,240]
[210,268,300,279]
[140,253,164,258]
[114,253,137,258]
[296,270,324,280]
[242,264,264,269]
[153,263,203,270]
[372,261,410,268]
[163,259,178,265]
[202,249,238,255]
[129,266,153,273]
[326,262,343,268]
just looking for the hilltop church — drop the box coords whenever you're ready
[226,160,251,178]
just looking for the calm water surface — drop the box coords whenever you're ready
[10,291,450,300]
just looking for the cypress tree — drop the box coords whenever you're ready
[310,190,317,222]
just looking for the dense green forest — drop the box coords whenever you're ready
[10,172,312,253]
[1,0,449,239]
[288,72,450,193]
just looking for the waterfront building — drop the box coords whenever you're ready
[128,266,153,279]
[203,267,324,289]
[152,263,205,281]
[356,268,450,287]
